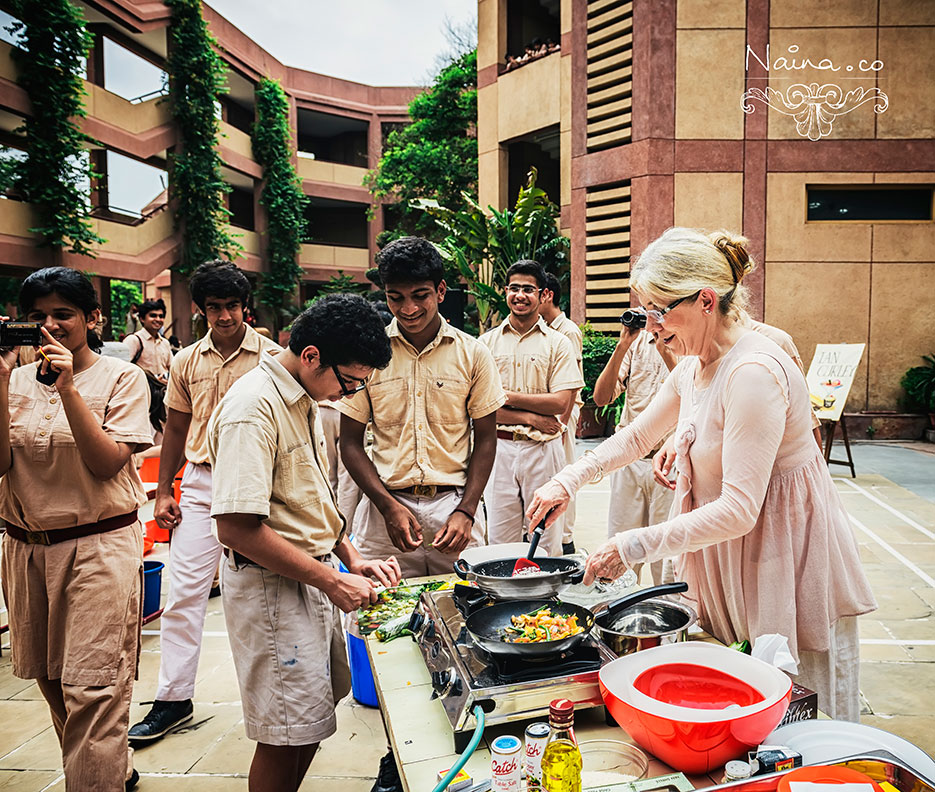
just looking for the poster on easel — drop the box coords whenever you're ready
[805,343,866,422]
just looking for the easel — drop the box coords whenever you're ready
[821,415,856,478]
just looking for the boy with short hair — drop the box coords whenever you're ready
[479,260,583,555]
[340,236,504,577]
[128,260,281,744]
[209,295,399,792]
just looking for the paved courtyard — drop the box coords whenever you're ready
[0,440,933,789]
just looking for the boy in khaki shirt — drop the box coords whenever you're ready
[208,295,399,792]
[340,237,504,578]
[539,272,584,554]
[129,261,281,745]
[479,260,583,555]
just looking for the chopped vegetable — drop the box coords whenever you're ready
[375,614,413,642]
[502,607,585,644]
[357,579,452,635]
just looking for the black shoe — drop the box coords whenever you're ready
[128,699,194,744]
[371,751,402,792]
[209,584,221,598]
[126,768,139,791]
[562,541,576,555]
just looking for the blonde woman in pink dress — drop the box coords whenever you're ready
[527,227,876,720]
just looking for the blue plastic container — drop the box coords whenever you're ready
[337,560,379,706]
[142,560,164,618]
[347,631,379,707]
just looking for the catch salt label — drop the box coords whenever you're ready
[491,735,523,791]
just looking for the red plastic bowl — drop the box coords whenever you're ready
[599,643,792,774]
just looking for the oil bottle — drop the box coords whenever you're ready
[540,698,582,792]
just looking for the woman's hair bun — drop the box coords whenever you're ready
[708,230,754,284]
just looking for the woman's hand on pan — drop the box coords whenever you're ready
[583,537,630,586]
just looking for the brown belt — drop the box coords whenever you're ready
[5,510,139,546]
[496,430,536,442]
[390,484,458,498]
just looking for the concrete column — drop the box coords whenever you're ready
[170,269,193,345]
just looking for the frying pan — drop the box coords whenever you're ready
[454,556,585,599]
[464,598,596,658]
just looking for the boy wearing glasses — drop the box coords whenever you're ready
[479,260,583,555]
[339,237,504,577]
[129,261,281,745]
[207,296,399,792]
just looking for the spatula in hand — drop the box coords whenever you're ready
[512,518,546,576]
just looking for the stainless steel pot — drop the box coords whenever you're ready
[594,597,697,656]
[453,556,585,599]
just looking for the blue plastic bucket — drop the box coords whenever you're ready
[142,560,164,618]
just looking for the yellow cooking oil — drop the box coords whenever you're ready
[540,739,582,792]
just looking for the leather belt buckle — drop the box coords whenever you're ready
[26,530,50,546]
[412,484,437,498]
[513,432,528,442]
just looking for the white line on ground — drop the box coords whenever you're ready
[838,477,935,542]
[848,513,935,588]
[861,639,935,646]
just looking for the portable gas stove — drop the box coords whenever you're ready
[409,586,617,751]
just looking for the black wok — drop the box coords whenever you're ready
[464,598,596,658]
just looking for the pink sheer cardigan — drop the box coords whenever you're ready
[554,331,876,659]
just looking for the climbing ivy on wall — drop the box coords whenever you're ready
[252,78,308,312]
[165,0,239,275]
[7,0,104,256]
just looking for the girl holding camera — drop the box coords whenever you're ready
[0,267,152,791]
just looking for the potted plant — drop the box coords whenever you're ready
[900,354,935,429]
[578,323,622,438]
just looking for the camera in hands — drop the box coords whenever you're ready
[0,321,42,348]
[619,309,647,329]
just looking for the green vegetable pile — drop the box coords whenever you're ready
[357,580,448,638]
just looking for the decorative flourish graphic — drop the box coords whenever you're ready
[741,83,889,140]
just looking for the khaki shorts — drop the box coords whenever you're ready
[221,556,351,746]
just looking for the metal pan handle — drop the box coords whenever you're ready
[453,558,475,580]
[595,581,689,619]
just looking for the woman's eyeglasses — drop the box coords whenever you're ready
[643,291,700,324]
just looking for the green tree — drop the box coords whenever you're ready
[165,0,240,275]
[7,0,104,255]
[252,78,308,317]
[110,279,143,336]
[416,167,570,332]
[365,50,477,237]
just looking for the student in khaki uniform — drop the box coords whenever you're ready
[123,298,172,384]
[479,260,583,556]
[340,237,505,578]
[129,261,281,744]
[0,268,152,792]
[593,325,677,585]
[539,273,584,554]
[208,295,400,792]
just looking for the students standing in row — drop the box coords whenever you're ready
[208,295,400,792]
[340,237,504,576]
[1,268,153,791]
[480,260,583,556]
[129,261,281,744]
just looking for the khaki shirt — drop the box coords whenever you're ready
[208,353,344,557]
[165,325,281,465]
[124,329,172,381]
[479,316,583,440]
[613,331,672,451]
[0,356,153,531]
[548,311,584,408]
[339,317,505,489]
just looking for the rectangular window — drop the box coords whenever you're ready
[807,186,933,222]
